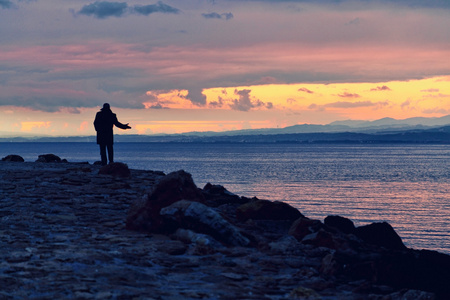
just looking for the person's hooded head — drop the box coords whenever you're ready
[101,103,111,111]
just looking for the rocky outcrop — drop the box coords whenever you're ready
[1,154,24,162]
[123,168,450,298]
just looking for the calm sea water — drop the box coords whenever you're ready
[1,142,449,254]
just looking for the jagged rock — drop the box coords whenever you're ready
[289,218,323,241]
[324,215,355,234]
[98,162,131,177]
[36,154,62,163]
[160,200,250,247]
[2,154,25,162]
[236,199,303,221]
[126,170,205,232]
[355,222,406,250]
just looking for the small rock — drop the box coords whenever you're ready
[2,154,25,162]
[36,153,62,163]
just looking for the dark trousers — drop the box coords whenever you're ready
[99,144,114,165]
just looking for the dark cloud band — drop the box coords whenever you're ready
[77,1,180,19]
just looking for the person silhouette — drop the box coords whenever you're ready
[93,103,131,166]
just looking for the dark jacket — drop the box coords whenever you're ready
[93,109,129,145]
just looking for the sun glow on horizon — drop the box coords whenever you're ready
[1,76,449,136]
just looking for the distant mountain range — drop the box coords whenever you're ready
[2,115,450,143]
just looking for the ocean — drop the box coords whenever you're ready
[1,142,449,254]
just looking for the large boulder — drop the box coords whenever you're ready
[160,200,250,247]
[99,162,131,177]
[36,154,62,163]
[126,170,205,232]
[2,155,24,162]
[236,199,303,222]
[355,222,406,251]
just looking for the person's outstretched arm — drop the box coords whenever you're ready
[113,114,131,130]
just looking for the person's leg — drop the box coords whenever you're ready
[99,144,107,165]
[107,144,114,164]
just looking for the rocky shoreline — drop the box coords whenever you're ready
[1,155,449,299]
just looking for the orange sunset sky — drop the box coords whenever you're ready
[0,0,449,136]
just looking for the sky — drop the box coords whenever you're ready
[0,0,449,136]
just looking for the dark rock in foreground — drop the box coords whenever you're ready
[125,168,450,299]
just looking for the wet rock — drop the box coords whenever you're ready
[355,222,406,250]
[324,215,355,234]
[160,200,250,247]
[236,199,303,222]
[126,170,205,232]
[98,162,131,177]
[2,154,25,162]
[36,154,62,163]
